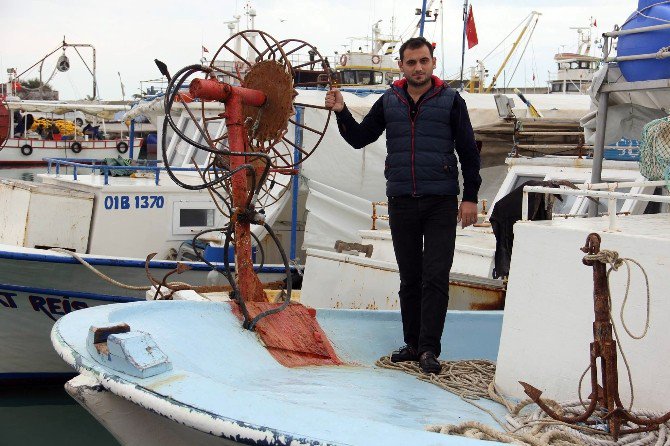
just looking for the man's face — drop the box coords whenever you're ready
[399,45,435,88]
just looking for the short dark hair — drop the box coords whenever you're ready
[399,37,434,61]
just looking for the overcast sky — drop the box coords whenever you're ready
[1,0,632,100]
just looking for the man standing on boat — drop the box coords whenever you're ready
[325,36,481,374]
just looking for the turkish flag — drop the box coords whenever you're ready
[202,46,209,53]
[466,5,478,49]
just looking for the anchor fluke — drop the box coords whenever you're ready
[519,381,543,401]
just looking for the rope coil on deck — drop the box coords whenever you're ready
[377,356,670,446]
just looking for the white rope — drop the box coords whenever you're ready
[378,356,670,446]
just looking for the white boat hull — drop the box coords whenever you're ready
[66,375,235,446]
[0,247,286,380]
[0,137,137,164]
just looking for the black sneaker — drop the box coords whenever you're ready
[390,345,418,363]
[419,351,441,374]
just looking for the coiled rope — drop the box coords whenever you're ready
[376,253,662,445]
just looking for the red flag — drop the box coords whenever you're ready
[202,46,209,53]
[466,5,479,49]
[593,19,597,27]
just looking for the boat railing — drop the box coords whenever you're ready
[522,180,670,231]
[43,157,215,186]
[370,199,490,230]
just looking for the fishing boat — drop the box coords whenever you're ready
[0,95,295,381]
[0,39,142,165]
[0,98,138,165]
[50,4,670,442]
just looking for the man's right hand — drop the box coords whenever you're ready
[325,89,344,112]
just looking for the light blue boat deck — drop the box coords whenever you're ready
[53,301,508,445]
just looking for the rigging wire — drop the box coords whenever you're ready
[505,14,540,89]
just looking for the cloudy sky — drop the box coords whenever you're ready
[1,0,632,100]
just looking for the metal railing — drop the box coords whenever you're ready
[522,180,670,231]
[370,199,490,230]
[43,157,213,186]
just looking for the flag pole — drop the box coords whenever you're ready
[459,1,470,90]
[459,0,469,91]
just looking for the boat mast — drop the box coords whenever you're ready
[485,11,540,93]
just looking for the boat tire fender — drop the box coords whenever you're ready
[21,144,33,156]
[340,54,347,66]
[116,141,128,154]
[371,55,381,64]
[70,142,82,153]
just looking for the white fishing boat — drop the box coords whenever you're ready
[49,5,670,443]
[0,99,138,165]
[0,95,295,381]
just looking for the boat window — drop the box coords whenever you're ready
[579,61,590,69]
[172,201,218,235]
[593,187,631,215]
[373,71,384,85]
[566,83,581,92]
[180,208,215,227]
[643,187,666,214]
[357,71,372,85]
[511,175,544,191]
[570,62,579,69]
[341,71,356,85]
[551,83,563,93]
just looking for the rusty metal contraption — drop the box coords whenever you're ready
[519,233,670,439]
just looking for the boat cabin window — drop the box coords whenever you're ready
[553,183,583,215]
[340,70,385,85]
[551,83,563,93]
[172,201,217,235]
[385,72,401,84]
[566,83,581,93]
[341,71,357,85]
[180,208,214,227]
[511,175,544,191]
[594,187,631,215]
[579,61,590,69]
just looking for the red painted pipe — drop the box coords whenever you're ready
[189,79,266,107]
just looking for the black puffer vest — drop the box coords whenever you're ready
[383,76,458,197]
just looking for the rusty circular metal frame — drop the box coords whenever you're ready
[171,31,335,208]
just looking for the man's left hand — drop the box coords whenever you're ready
[458,201,478,229]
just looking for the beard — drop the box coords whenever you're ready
[406,75,431,88]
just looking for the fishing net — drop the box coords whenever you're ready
[639,116,670,190]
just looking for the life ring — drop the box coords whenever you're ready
[116,141,129,154]
[339,54,348,66]
[70,142,82,153]
[21,144,33,156]
[371,55,381,64]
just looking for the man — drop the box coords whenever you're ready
[324,37,481,374]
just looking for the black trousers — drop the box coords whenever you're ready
[388,195,458,357]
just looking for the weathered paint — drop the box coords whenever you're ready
[52,301,507,446]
